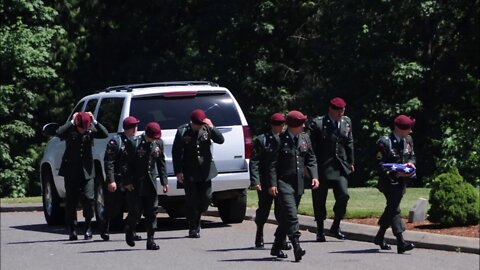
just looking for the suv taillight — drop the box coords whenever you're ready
[243,125,252,159]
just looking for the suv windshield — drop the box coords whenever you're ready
[130,92,242,130]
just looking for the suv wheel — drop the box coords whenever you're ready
[165,206,186,218]
[94,172,106,226]
[42,171,64,226]
[217,192,247,224]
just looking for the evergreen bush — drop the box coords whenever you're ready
[428,168,480,226]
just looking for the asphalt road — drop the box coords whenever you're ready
[1,211,478,270]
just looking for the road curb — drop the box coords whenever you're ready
[208,207,480,255]
[3,203,478,254]
[0,204,43,213]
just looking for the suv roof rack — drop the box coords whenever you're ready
[96,81,219,93]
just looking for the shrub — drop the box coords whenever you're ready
[428,168,480,226]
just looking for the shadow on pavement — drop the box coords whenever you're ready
[79,249,140,253]
[9,217,230,235]
[208,246,258,252]
[219,257,289,262]
[329,248,382,254]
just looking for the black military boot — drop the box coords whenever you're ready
[68,225,78,241]
[396,233,414,254]
[146,231,159,250]
[125,225,135,247]
[270,238,288,258]
[374,226,391,250]
[316,221,326,242]
[84,219,93,240]
[329,218,345,240]
[100,220,110,241]
[291,237,306,262]
[255,226,264,248]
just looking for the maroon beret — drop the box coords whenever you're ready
[394,115,416,130]
[145,122,161,139]
[330,97,346,109]
[270,113,286,126]
[286,110,307,127]
[190,109,207,125]
[123,116,140,130]
[74,112,91,129]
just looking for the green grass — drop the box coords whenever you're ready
[0,196,42,204]
[247,187,430,219]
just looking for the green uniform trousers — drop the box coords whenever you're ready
[184,180,212,231]
[277,180,302,239]
[377,181,406,235]
[64,173,94,226]
[312,176,349,221]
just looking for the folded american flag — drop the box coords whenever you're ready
[382,163,416,174]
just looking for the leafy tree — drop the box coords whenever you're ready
[0,0,73,197]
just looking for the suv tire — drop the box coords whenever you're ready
[42,170,65,226]
[94,171,106,227]
[165,205,186,218]
[217,192,247,224]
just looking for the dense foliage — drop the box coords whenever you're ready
[428,168,480,226]
[0,0,75,197]
[0,0,478,197]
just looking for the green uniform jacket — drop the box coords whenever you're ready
[249,131,280,190]
[307,115,354,179]
[376,133,416,186]
[270,132,318,196]
[172,123,225,181]
[125,134,168,194]
[104,132,136,185]
[56,121,109,179]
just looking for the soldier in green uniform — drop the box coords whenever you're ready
[250,113,290,256]
[269,110,319,262]
[123,122,168,250]
[101,116,140,241]
[56,111,108,240]
[307,97,354,242]
[374,114,416,254]
[172,109,225,238]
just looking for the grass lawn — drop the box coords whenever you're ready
[0,196,42,204]
[247,187,430,219]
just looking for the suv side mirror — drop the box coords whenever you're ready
[42,123,60,136]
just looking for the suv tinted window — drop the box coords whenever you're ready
[130,93,241,130]
[97,97,124,132]
[85,99,98,114]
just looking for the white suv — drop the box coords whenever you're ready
[40,81,252,226]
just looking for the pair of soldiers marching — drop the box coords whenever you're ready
[251,110,319,262]
[57,111,166,249]
[101,116,167,250]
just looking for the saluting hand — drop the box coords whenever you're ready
[87,111,95,121]
[72,112,79,122]
[203,118,213,128]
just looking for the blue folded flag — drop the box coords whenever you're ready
[382,163,416,174]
